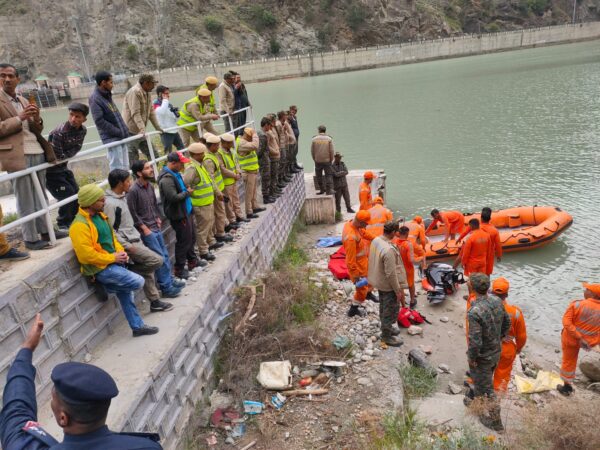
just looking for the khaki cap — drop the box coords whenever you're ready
[220,133,235,143]
[205,76,218,85]
[188,143,208,154]
[243,127,254,136]
[205,133,221,144]
[197,88,211,97]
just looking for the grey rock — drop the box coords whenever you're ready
[438,363,451,373]
[579,355,600,382]
[364,349,374,356]
[354,335,367,347]
[408,348,435,372]
[300,369,320,378]
[448,382,463,395]
[440,316,449,323]
[361,355,373,361]
[407,325,423,335]
[357,377,372,386]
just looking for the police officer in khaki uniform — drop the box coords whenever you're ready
[236,128,266,219]
[203,133,233,244]
[177,89,219,146]
[183,143,220,261]
[218,133,246,227]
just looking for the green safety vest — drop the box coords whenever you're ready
[190,162,215,207]
[204,152,225,191]
[219,148,238,186]
[196,83,216,109]
[236,136,259,172]
[177,97,214,132]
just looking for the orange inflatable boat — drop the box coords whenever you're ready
[412,206,572,261]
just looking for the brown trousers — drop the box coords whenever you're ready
[224,184,242,222]
[200,121,217,135]
[0,204,9,256]
[193,204,215,254]
[242,171,259,216]
[213,197,228,237]
[179,128,201,147]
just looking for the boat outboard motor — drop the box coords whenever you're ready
[421,262,466,304]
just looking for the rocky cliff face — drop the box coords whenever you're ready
[1,0,599,80]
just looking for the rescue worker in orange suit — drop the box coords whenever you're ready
[393,226,418,309]
[343,210,377,317]
[453,218,491,276]
[359,171,375,211]
[366,196,393,237]
[457,207,502,275]
[491,278,527,392]
[426,208,466,242]
[557,283,600,396]
[407,215,428,269]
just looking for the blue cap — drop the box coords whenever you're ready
[51,362,118,403]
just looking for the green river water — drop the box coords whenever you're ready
[42,40,600,344]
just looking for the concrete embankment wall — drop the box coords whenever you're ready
[67,22,600,100]
[0,172,305,449]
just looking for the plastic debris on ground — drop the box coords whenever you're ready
[206,433,218,446]
[243,401,264,415]
[256,360,292,389]
[332,335,351,349]
[210,408,242,429]
[515,370,562,394]
[316,236,342,248]
[271,392,287,409]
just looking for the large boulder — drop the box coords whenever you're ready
[579,354,600,382]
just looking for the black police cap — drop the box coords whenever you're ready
[51,362,118,403]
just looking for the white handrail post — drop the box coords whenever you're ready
[30,172,56,245]
[228,113,235,137]
[146,134,159,179]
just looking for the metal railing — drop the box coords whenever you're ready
[0,106,255,245]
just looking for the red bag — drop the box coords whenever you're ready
[328,246,349,280]
[397,307,426,327]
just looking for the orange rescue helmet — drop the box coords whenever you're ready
[583,283,600,297]
[356,210,371,223]
[492,277,510,295]
[363,171,375,180]
[413,215,423,224]
[373,196,384,205]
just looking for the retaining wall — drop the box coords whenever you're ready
[67,22,600,100]
[0,172,305,449]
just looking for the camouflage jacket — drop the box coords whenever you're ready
[467,294,511,362]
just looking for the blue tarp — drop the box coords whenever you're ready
[316,236,342,248]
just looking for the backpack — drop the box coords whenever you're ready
[397,307,426,328]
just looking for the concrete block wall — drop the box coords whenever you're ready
[0,172,304,449]
[116,172,305,450]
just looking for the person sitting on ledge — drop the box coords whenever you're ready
[69,183,159,337]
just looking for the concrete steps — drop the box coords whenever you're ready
[0,172,304,449]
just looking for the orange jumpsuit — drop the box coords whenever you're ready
[393,238,415,288]
[560,297,600,383]
[342,221,375,303]
[358,182,372,211]
[493,302,527,391]
[407,222,427,262]
[426,210,466,237]
[366,204,393,237]
[461,229,492,276]
[458,222,502,275]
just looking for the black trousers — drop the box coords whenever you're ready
[335,185,351,212]
[170,215,197,270]
[46,169,79,229]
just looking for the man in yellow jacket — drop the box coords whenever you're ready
[69,184,159,337]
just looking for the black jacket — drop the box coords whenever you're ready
[157,168,190,222]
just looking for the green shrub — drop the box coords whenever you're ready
[346,3,368,30]
[2,212,18,225]
[126,44,138,61]
[247,5,277,30]
[399,364,438,398]
[528,0,549,14]
[269,37,281,55]
[486,22,501,32]
[204,16,224,34]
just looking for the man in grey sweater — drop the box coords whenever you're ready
[310,125,334,195]
[368,221,407,347]
[104,169,178,311]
